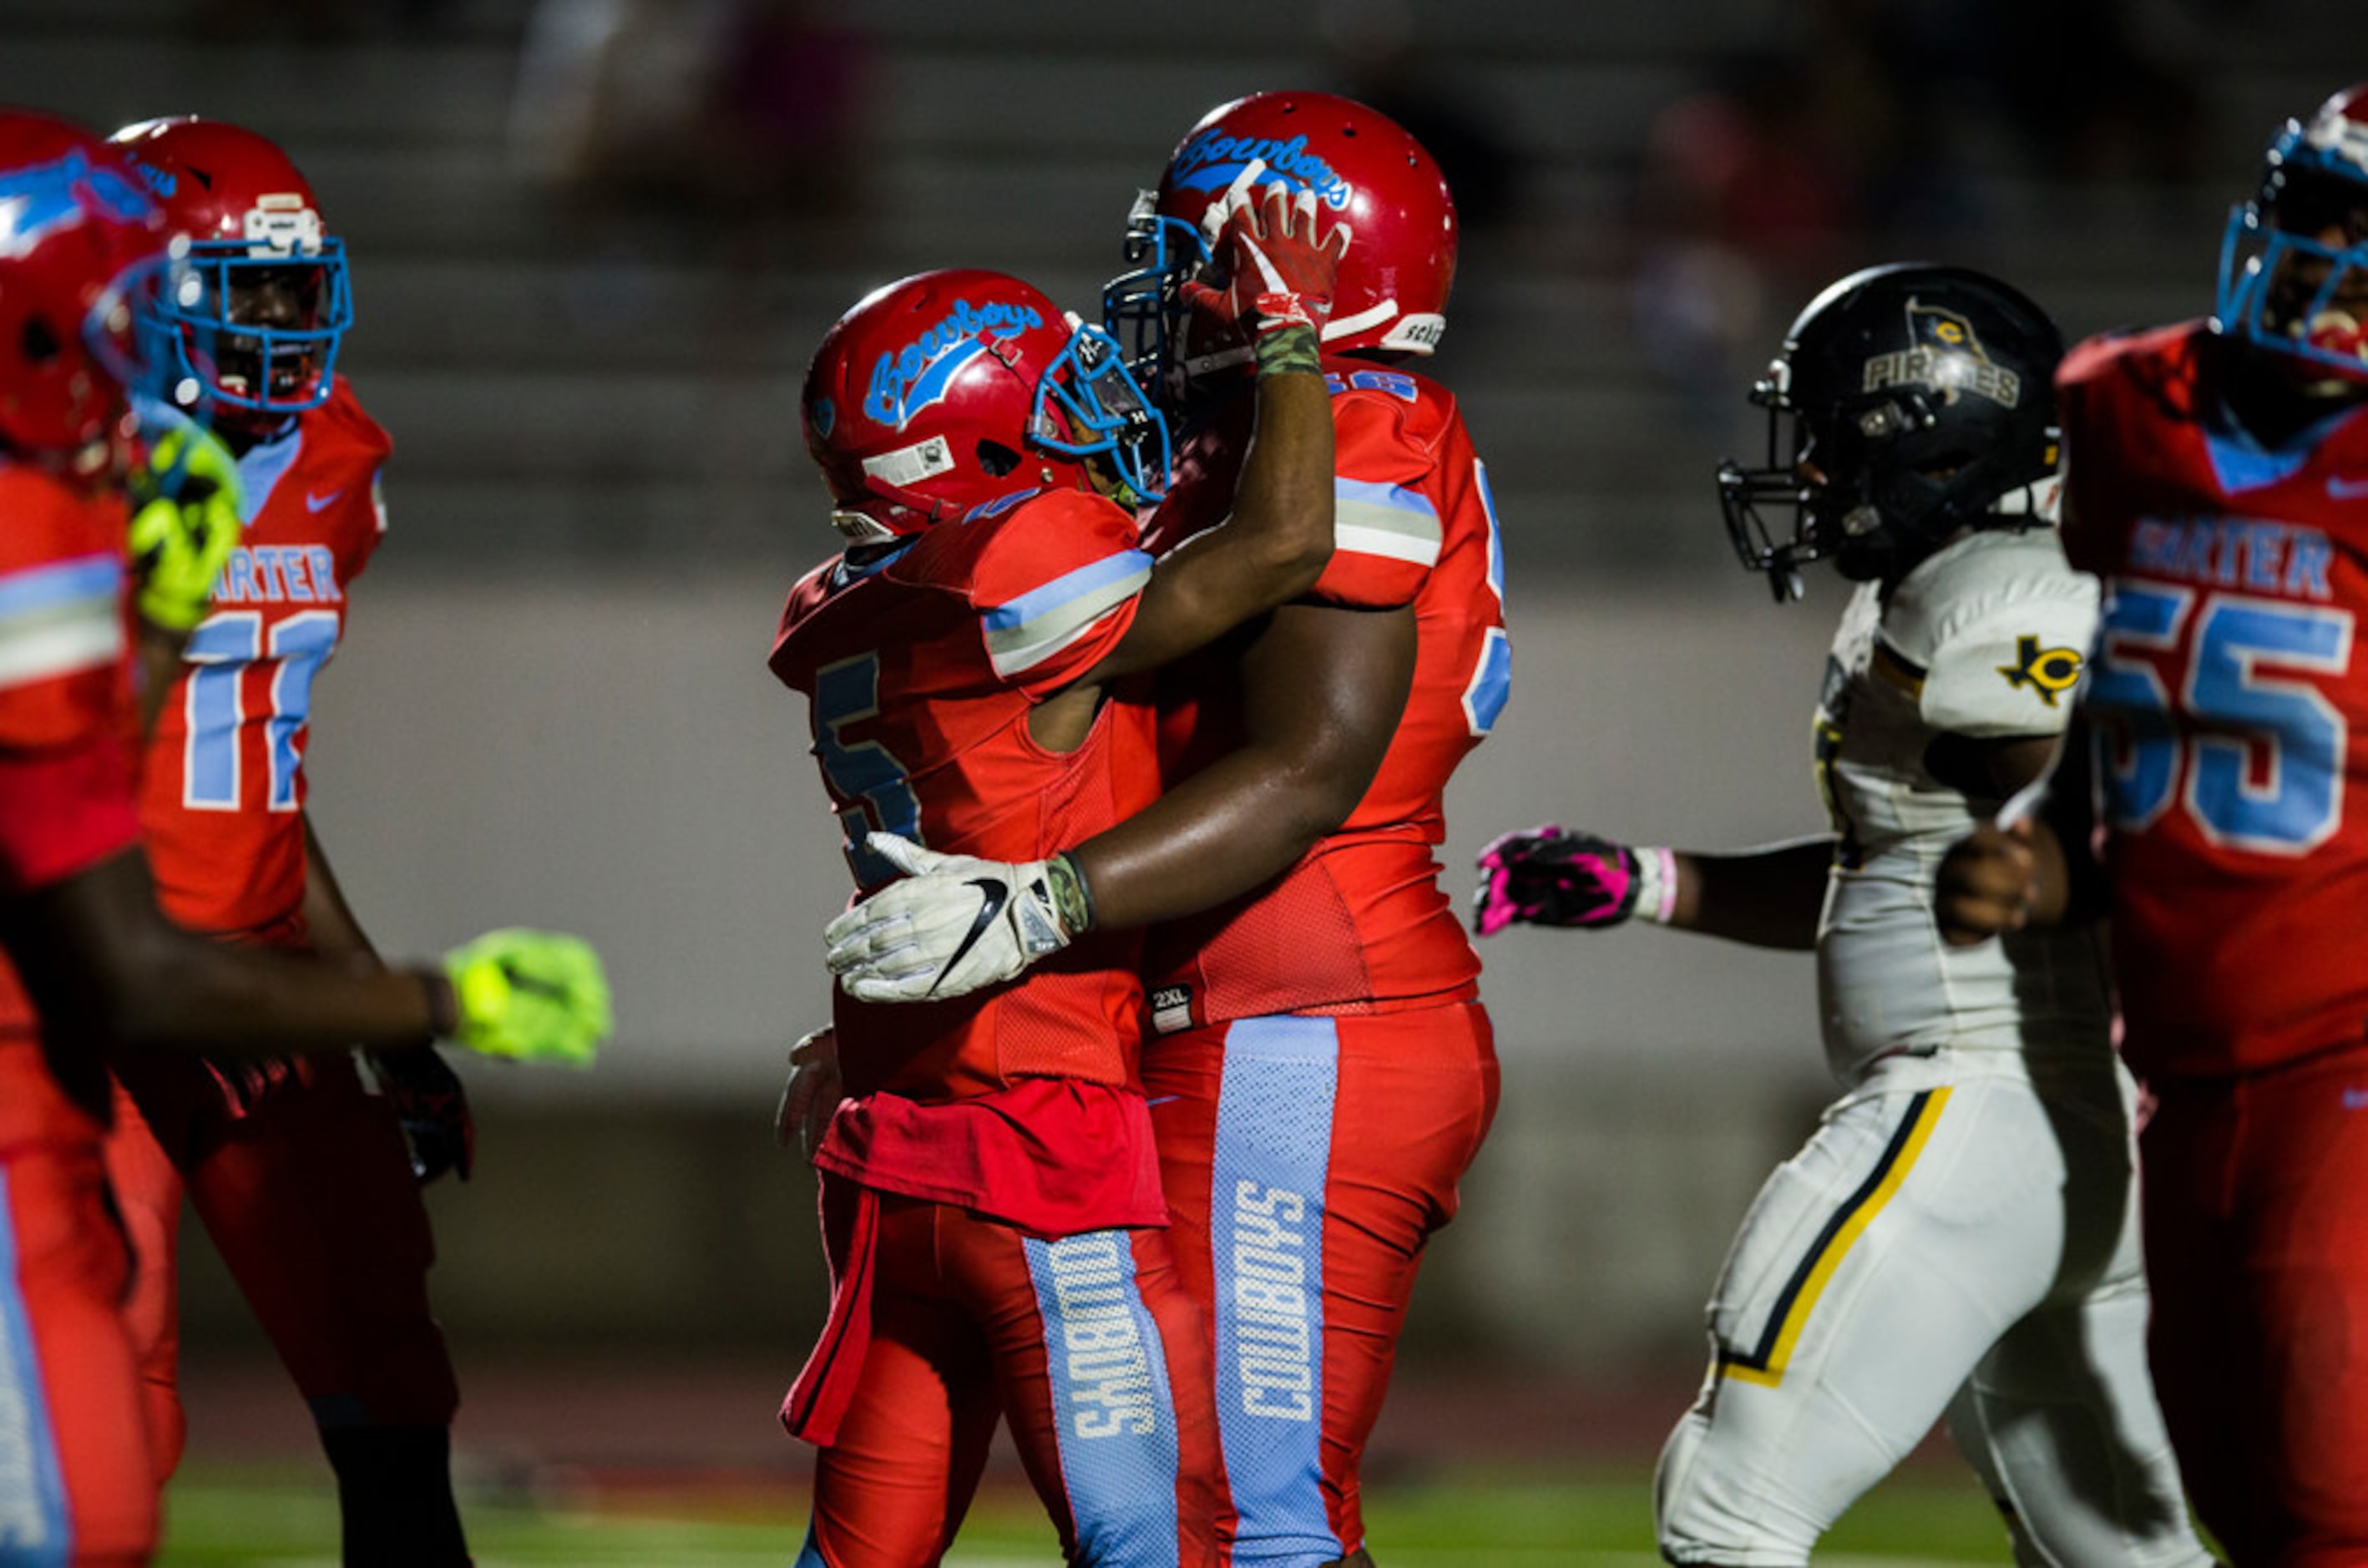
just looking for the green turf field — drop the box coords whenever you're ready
[158,1461,2019,1565]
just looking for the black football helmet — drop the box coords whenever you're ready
[1719,263,2065,601]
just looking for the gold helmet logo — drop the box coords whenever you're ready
[1862,297,2023,408]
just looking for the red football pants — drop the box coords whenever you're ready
[1143,1004,1499,1566]
[0,1130,155,1565]
[2143,1042,2368,1567]
[103,1049,457,1481]
[798,1196,1220,1568]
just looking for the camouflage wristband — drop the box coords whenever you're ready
[1254,321,1323,378]
[1045,852,1096,936]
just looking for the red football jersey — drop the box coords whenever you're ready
[2062,322,2368,1076]
[1141,362,1510,1029]
[139,377,389,938]
[769,486,1162,1104]
[0,459,141,1145]
[0,464,138,898]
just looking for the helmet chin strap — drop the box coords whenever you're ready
[1180,341,1255,382]
[1986,476,2063,524]
[830,507,902,544]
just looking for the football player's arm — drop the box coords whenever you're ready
[1916,569,2102,943]
[300,812,382,967]
[1075,368,1335,685]
[1666,839,1834,949]
[303,811,473,1180]
[134,623,187,741]
[1474,824,1830,951]
[827,604,1414,1001]
[1070,602,1414,928]
[1935,717,2101,943]
[7,847,608,1065]
[1071,182,1350,687]
[13,846,443,1053]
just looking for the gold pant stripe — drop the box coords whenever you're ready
[1719,1085,1953,1388]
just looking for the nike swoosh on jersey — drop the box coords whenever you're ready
[306,488,345,512]
[933,877,1008,994]
[2328,476,2368,500]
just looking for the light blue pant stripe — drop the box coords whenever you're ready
[1024,1229,1182,1567]
[0,1168,71,1565]
[792,1520,828,1567]
[1212,1015,1339,1565]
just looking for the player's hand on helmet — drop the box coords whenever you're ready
[438,928,610,1065]
[1935,820,2037,948]
[127,415,242,633]
[366,1044,475,1184]
[776,1024,842,1164]
[1473,825,1662,935]
[1181,161,1353,352]
[823,833,1091,1004]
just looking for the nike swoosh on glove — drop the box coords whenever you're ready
[823,833,1072,1004]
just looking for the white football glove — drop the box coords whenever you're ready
[776,1024,842,1163]
[823,833,1085,1004]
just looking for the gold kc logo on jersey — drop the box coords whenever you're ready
[1997,635,2083,706]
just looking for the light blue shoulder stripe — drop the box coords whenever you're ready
[0,555,124,690]
[0,556,119,622]
[984,549,1152,677]
[1333,476,1443,566]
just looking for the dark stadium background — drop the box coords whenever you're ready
[0,0,2335,1544]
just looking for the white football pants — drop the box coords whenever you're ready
[1655,1059,2209,1567]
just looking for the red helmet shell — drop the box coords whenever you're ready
[1156,92,1458,356]
[2300,83,2368,175]
[0,110,166,466]
[803,268,1090,542]
[109,116,329,251]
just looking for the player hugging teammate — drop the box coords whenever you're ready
[770,174,1346,1563]
[795,94,1507,1567]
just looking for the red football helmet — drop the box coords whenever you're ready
[803,268,1171,544]
[0,110,168,471]
[109,116,352,417]
[1105,91,1458,392]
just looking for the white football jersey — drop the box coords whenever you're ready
[1813,526,2109,1084]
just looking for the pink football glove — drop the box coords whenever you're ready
[1180,169,1352,351]
[1473,824,1648,936]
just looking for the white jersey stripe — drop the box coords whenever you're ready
[984,550,1152,680]
[1333,478,1442,566]
[0,554,124,692]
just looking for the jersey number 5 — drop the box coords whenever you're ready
[813,652,923,886]
[2091,582,2355,854]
